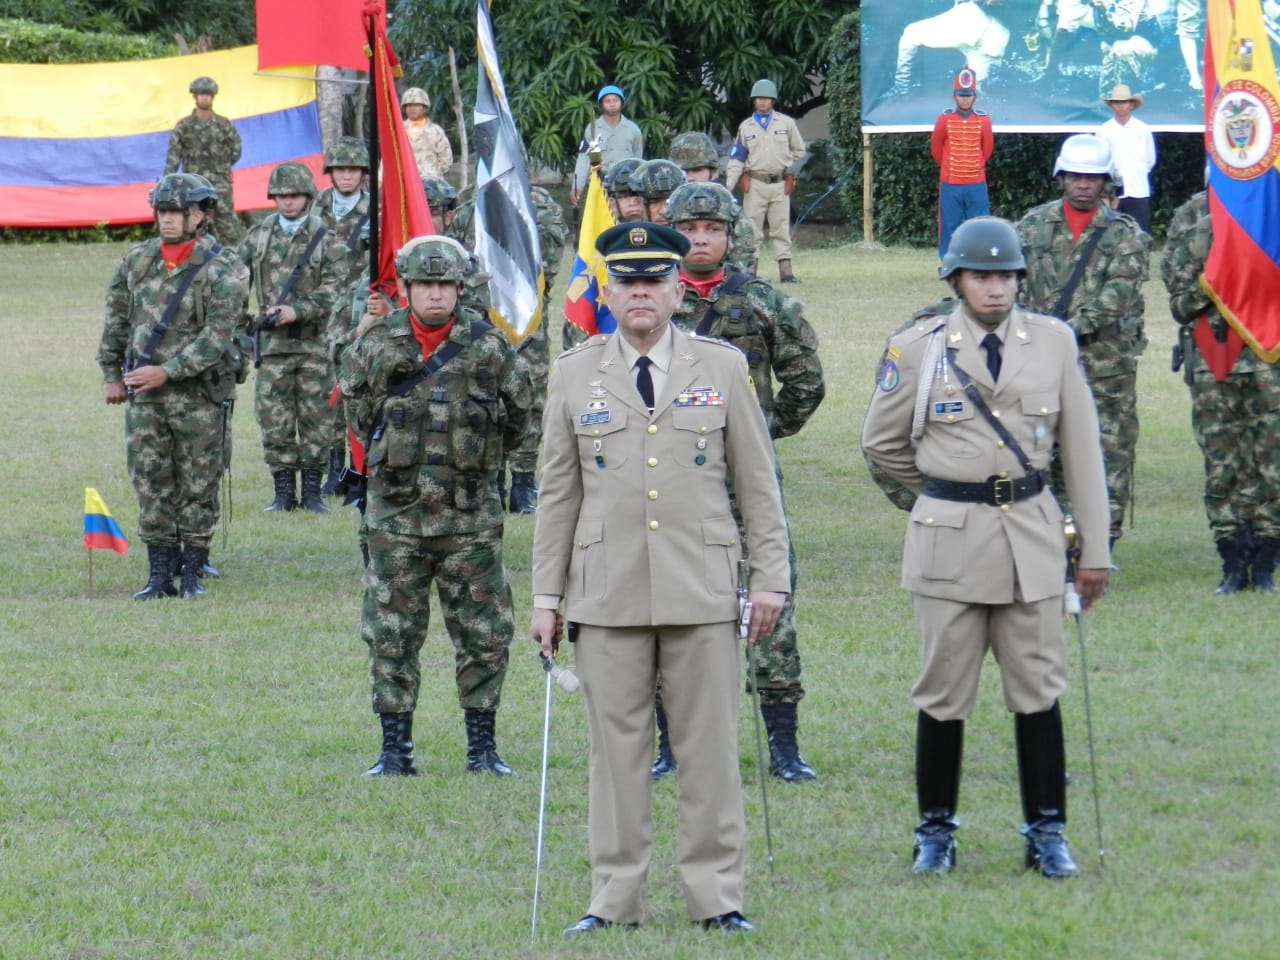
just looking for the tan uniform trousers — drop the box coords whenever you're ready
[911,593,1068,721]
[575,621,745,924]
[741,178,793,262]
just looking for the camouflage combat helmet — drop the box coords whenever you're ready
[401,87,430,109]
[267,161,318,198]
[396,235,471,282]
[628,159,686,201]
[149,172,219,211]
[750,78,779,100]
[663,182,739,225]
[421,177,458,210]
[603,157,643,196]
[1053,134,1112,176]
[323,136,370,172]
[938,217,1026,279]
[189,76,218,95]
[669,132,719,172]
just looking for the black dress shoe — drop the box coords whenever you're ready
[701,911,754,933]
[562,915,636,938]
[1022,819,1080,878]
[911,816,958,875]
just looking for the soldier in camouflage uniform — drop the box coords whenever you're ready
[669,131,757,274]
[1162,190,1280,593]
[98,173,250,600]
[401,87,453,181]
[446,183,566,513]
[652,181,826,782]
[1016,135,1150,551]
[164,77,243,244]
[337,236,532,777]
[602,156,646,224]
[236,161,348,514]
[313,137,372,495]
[629,158,686,226]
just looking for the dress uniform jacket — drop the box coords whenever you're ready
[862,304,1110,602]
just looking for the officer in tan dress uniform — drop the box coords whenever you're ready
[861,218,1110,880]
[531,223,790,937]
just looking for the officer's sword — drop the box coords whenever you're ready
[531,653,555,940]
[1064,519,1106,870]
[740,560,776,882]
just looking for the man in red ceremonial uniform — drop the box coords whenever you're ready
[931,66,994,259]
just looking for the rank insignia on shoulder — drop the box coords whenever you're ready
[579,410,612,426]
[878,358,900,392]
[675,386,723,406]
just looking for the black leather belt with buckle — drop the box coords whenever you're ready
[921,471,1046,506]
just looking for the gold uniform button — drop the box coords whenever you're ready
[997,440,1006,449]
[999,471,1009,479]
[592,429,601,437]
[946,415,956,423]
[699,426,709,434]
[1000,503,1011,512]
[925,518,935,525]
[648,520,660,531]
[647,424,658,435]
[647,490,659,500]
[647,457,658,467]
[992,410,1001,419]
[1040,407,1049,414]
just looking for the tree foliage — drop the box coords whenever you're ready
[0,0,255,48]
[389,0,846,170]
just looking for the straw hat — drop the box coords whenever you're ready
[1103,84,1144,108]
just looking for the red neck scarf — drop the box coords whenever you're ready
[160,239,196,270]
[409,315,455,360]
[679,269,725,300]
[1062,202,1097,242]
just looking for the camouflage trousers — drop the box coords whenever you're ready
[1188,358,1280,540]
[509,321,549,473]
[362,524,514,715]
[253,349,332,473]
[1053,370,1137,541]
[125,396,226,548]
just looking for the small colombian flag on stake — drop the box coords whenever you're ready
[84,487,128,556]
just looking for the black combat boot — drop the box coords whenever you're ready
[364,712,417,776]
[651,702,677,780]
[1215,534,1250,595]
[133,544,178,601]
[508,471,538,514]
[1015,703,1079,878]
[778,258,801,284]
[912,711,963,875]
[264,470,297,512]
[179,544,208,599]
[320,448,344,496]
[761,701,817,782]
[464,709,515,776]
[299,468,329,514]
[1248,537,1279,592]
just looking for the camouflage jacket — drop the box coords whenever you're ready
[98,234,249,404]
[406,120,453,180]
[236,213,348,356]
[338,305,533,536]
[311,186,371,289]
[671,267,825,439]
[1016,199,1150,379]
[728,214,758,274]
[163,112,242,189]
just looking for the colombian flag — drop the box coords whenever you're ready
[1202,0,1280,362]
[83,488,128,556]
[0,45,322,228]
[563,167,616,337]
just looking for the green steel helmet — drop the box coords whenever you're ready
[663,182,740,225]
[668,131,719,171]
[628,159,686,202]
[267,161,317,198]
[323,136,370,172]
[750,78,779,100]
[189,76,218,95]
[1053,134,1113,176]
[603,157,643,196]
[421,176,458,210]
[401,86,430,109]
[149,173,218,211]
[938,217,1026,279]
[395,235,471,282]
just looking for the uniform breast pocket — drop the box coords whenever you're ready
[1020,392,1060,451]
[927,398,981,459]
[574,409,629,470]
[569,518,606,601]
[671,407,726,469]
[383,394,428,469]
[701,515,741,598]
[905,499,970,583]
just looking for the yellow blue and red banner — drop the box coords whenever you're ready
[563,167,616,338]
[83,488,128,556]
[0,45,322,228]
[1203,0,1280,362]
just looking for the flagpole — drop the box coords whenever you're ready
[88,549,94,597]
[366,8,380,292]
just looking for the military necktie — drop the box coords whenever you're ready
[635,356,655,411]
[980,332,1002,383]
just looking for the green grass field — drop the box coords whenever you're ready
[1,238,1275,959]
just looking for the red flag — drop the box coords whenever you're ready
[255,0,383,71]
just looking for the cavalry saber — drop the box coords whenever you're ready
[739,560,776,881]
[1064,518,1106,870]
[531,659,554,939]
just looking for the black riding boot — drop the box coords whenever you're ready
[508,471,538,514]
[299,468,329,514]
[264,470,297,512]
[1249,536,1280,592]
[179,543,208,598]
[1215,534,1250,595]
[365,712,417,777]
[651,701,677,780]
[1015,703,1079,878]
[133,544,178,601]
[464,709,514,776]
[761,701,817,782]
[912,710,963,875]
[320,448,344,497]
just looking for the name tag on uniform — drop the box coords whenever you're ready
[579,410,612,426]
[934,401,965,415]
